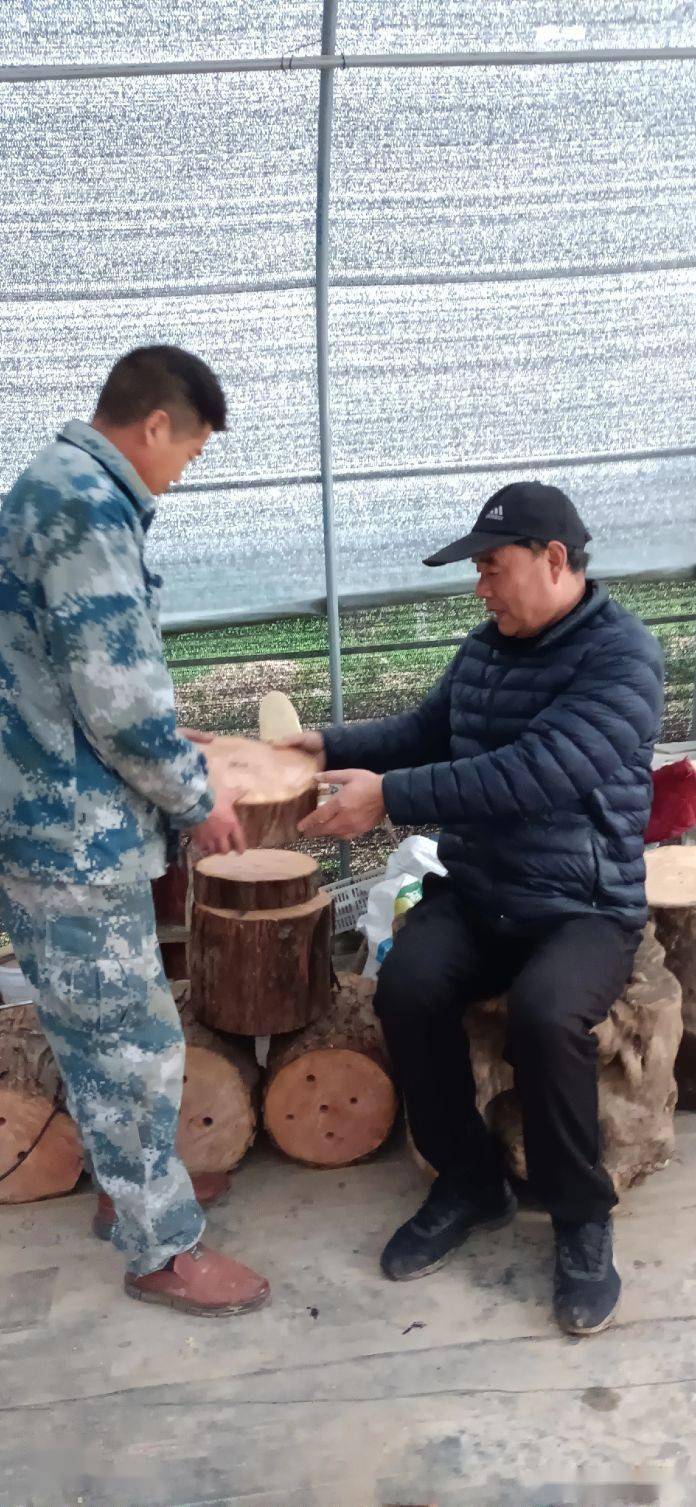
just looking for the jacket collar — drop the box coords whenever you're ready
[481,580,609,653]
[58,420,156,528]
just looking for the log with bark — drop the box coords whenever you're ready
[263,973,398,1167]
[152,856,190,928]
[173,981,259,1175]
[0,999,83,1203]
[407,923,682,1196]
[203,734,320,848]
[190,850,333,1035]
[646,844,696,1108]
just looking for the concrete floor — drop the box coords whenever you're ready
[1,1121,696,1507]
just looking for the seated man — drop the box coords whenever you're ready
[297,482,664,1335]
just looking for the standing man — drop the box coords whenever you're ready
[296,482,663,1335]
[0,345,269,1317]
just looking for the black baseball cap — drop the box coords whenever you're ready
[423,481,592,566]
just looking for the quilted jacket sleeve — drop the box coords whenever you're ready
[382,630,664,827]
[40,488,214,829]
[322,650,461,774]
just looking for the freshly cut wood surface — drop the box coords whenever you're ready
[204,735,319,847]
[194,849,318,912]
[259,690,302,742]
[175,985,259,1174]
[263,974,398,1168]
[190,890,333,1036]
[646,845,696,909]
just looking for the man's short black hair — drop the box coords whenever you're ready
[518,537,589,575]
[94,345,227,432]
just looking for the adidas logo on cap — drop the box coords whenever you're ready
[485,504,504,520]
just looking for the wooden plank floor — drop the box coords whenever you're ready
[1,1119,696,1507]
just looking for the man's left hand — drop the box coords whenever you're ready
[298,769,386,839]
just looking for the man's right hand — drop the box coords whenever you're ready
[188,797,246,856]
[276,731,327,770]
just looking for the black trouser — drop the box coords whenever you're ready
[374,877,640,1224]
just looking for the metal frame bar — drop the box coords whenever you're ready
[164,441,696,499]
[316,0,351,880]
[166,611,696,670]
[315,0,342,728]
[3,46,696,84]
[160,564,696,634]
[6,254,696,307]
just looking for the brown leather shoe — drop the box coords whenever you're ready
[92,1171,231,1241]
[124,1244,270,1316]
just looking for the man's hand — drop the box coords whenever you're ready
[177,727,215,746]
[275,731,327,771]
[188,797,246,856]
[298,769,386,840]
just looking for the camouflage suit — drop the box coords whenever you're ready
[0,421,212,1274]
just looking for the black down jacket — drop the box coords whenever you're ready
[323,583,664,931]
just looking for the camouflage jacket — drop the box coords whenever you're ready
[0,420,213,884]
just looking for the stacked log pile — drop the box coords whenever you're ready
[4,729,689,1204]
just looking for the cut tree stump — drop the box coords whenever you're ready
[194,849,318,913]
[407,923,682,1196]
[190,851,333,1035]
[174,982,259,1175]
[203,734,320,848]
[646,844,696,1108]
[0,1002,83,1203]
[263,972,398,1167]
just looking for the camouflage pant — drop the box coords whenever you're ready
[0,877,204,1275]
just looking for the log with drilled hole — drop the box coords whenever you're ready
[0,1001,83,1203]
[190,850,333,1035]
[646,845,696,1108]
[203,734,320,848]
[173,981,259,1174]
[263,972,399,1167]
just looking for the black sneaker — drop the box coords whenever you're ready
[380,1175,517,1281]
[553,1217,621,1335]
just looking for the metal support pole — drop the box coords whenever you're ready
[316,0,350,878]
[4,47,696,84]
[316,0,342,727]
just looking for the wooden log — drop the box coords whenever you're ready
[263,973,398,1168]
[174,983,259,1175]
[157,923,190,982]
[190,888,333,1035]
[204,734,320,848]
[258,690,302,742]
[152,857,189,928]
[646,845,696,1107]
[0,1003,83,1203]
[194,849,319,913]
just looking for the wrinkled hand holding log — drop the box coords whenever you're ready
[298,769,386,840]
[279,732,386,839]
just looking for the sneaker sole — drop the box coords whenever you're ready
[382,1201,518,1282]
[124,1277,271,1317]
[557,1295,621,1337]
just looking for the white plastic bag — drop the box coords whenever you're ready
[358,835,446,978]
